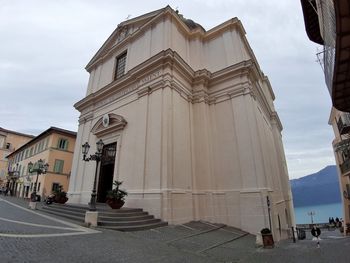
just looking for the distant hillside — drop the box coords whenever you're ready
[290,165,341,207]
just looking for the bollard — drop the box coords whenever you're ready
[291,226,296,243]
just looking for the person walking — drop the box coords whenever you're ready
[311,225,321,248]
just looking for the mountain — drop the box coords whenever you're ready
[290,165,341,207]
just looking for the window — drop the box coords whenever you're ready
[0,136,5,148]
[5,143,11,149]
[114,52,127,80]
[38,141,43,152]
[44,138,48,149]
[52,183,60,192]
[57,138,68,150]
[54,159,64,174]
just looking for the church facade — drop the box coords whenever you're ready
[68,6,294,240]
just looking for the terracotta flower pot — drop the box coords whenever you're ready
[262,233,274,248]
[106,199,125,209]
[55,196,68,204]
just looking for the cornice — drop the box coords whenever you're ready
[91,113,127,137]
[78,48,277,121]
[251,80,274,120]
[270,111,283,131]
[209,60,255,86]
[76,49,196,113]
[204,18,244,41]
[85,7,251,72]
[78,112,93,125]
[85,7,169,72]
[193,69,211,86]
[207,60,258,103]
[262,75,275,101]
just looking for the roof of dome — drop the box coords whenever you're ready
[184,19,199,29]
[176,11,205,31]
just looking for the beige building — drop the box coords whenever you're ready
[329,108,350,231]
[69,6,294,240]
[6,127,76,200]
[0,127,34,187]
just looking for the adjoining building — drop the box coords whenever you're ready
[329,109,350,231]
[6,127,76,200]
[300,0,350,112]
[0,127,34,187]
[68,6,294,240]
[301,0,350,232]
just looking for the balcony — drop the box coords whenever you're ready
[337,113,350,135]
[334,138,350,175]
[340,158,350,175]
[7,171,19,180]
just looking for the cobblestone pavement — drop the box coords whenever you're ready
[240,231,350,263]
[1,196,349,263]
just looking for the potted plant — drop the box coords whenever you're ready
[106,180,128,209]
[260,228,274,248]
[53,185,68,204]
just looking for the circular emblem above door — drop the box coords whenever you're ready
[102,114,110,128]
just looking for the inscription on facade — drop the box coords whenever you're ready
[95,85,138,108]
[138,70,161,87]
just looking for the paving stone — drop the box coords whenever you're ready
[1,196,350,263]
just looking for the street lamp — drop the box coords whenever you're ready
[308,211,316,224]
[28,159,49,202]
[9,163,20,196]
[266,196,272,231]
[82,139,104,211]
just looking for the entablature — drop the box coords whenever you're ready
[76,48,278,126]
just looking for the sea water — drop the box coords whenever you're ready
[294,203,343,224]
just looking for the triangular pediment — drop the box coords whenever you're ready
[91,113,127,137]
[86,6,171,71]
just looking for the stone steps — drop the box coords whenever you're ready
[98,218,161,227]
[40,203,167,231]
[98,214,154,222]
[41,206,86,222]
[103,221,168,231]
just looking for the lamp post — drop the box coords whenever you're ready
[308,211,316,225]
[81,139,104,211]
[267,196,272,231]
[28,159,49,202]
[9,163,20,196]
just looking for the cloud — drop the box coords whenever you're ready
[0,0,336,179]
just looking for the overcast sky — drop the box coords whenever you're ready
[0,0,335,179]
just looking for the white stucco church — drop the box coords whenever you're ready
[68,6,295,240]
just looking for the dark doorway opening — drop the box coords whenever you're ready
[97,142,116,203]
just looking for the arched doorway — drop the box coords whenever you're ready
[97,142,117,202]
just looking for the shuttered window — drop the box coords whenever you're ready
[57,138,68,150]
[54,159,64,174]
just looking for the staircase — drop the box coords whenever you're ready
[40,203,168,231]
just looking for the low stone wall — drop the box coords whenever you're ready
[296,223,332,229]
